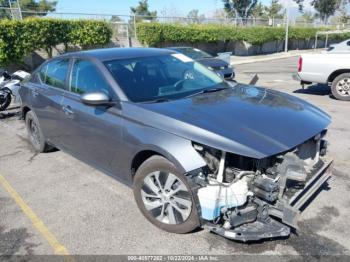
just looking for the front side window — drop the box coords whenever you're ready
[104,54,227,102]
[69,59,113,96]
[40,59,69,89]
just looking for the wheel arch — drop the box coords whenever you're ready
[129,142,206,181]
[328,69,350,83]
[22,105,31,119]
[131,150,164,178]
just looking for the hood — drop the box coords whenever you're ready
[124,84,331,159]
[196,57,229,68]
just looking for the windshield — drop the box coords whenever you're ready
[175,48,212,60]
[104,54,227,102]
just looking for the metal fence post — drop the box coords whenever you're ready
[16,0,22,20]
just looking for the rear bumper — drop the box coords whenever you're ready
[292,73,301,81]
[293,73,312,85]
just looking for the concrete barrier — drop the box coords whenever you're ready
[157,39,339,56]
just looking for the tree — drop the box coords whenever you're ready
[314,0,341,23]
[110,15,123,23]
[0,0,57,19]
[0,0,11,19]
[186,9,206,23]
[265,0,283,19]
[294,0,347,24]
[223,0,258,20]
[298,11,315,23]
[130,0,157,22]
[337,0,350,24]
[251,2,266,18]
[294,0,304,11]
[209,9,228,23]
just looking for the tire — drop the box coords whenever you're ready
[133,155,200,234]
[0,92,11,111]
[25,111,52,153]
[331,73,350,101]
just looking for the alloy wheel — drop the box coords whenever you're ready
[141,171,192,225]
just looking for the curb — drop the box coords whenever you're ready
[231,53,298,66]
[230,49,323,66]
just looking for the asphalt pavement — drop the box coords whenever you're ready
[0,56,349,258]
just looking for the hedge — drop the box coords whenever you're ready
[137,23,350,47]
[0,18,112,66]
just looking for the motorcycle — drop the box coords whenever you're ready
[0,69,31,111]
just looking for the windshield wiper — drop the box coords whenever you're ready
[141,98,172,104]
[185,86,228,98]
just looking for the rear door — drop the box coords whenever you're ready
[28,58,70,146]
[60,58,124,174]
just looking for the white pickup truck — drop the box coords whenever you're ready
[295,53,350,101]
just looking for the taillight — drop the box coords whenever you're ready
[298,56,303,72]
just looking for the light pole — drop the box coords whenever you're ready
[16,0,22,20]
[284,1,290,53]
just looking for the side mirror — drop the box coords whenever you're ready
[81,91,112,106]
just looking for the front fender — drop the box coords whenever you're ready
[132,136,207,175]
[121,117,207,178]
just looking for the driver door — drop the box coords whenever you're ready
[60,58,124,175]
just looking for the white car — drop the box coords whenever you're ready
[294,53,350,100]
[327,39,350,53]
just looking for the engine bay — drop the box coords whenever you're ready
[190,130,332,242]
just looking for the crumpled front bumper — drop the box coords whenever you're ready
[269,158,333,228]
[208,158,333,242]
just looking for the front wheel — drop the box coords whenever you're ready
[331,73,350,101]
[133,156,200,233]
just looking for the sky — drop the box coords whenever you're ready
[53,0,308,17]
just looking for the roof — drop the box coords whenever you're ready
[62,47,175,61]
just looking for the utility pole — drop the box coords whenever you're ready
[284,2,290,53]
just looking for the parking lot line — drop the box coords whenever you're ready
[0,174,70,255]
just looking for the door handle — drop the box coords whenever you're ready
[62,105,74,117]
[31,89,39,97]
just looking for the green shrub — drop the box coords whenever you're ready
[137,23,350,46]
[0,18,112,66]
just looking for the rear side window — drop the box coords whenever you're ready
[40,59,69,89]
[69,59,112,96]
[347,41,350,46]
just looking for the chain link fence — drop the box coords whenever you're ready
[1,8,350,47]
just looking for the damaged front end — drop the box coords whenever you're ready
[188,131,333,242]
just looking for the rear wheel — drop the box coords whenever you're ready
[25,111,53,153]
[331,73,350,101]
[133,156,200,233]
